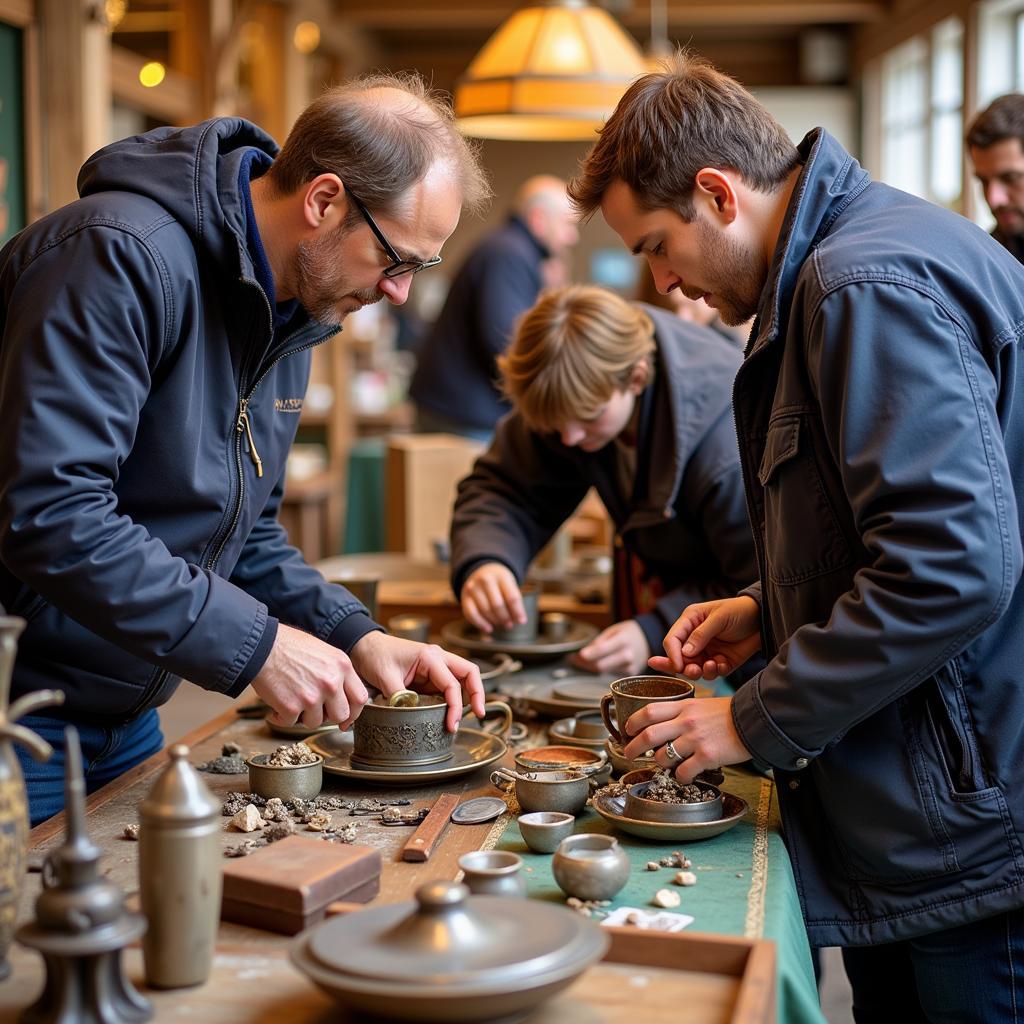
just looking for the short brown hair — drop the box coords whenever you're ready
[569,50,799,221]
[498,285,655,434]
[268,71,490,219]
[967,94,1024,151]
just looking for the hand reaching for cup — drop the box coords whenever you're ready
[572,619,649,675]
[461,562,526,634]
[649,596,762,681]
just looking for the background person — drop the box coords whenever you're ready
[967,92,1024,263]
[450,284,758,681]
[0,73,489,824]
[409,175,579,441]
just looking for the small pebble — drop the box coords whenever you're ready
[674,871,697,887]
[221,742,242,756]
[263,798,289,823]
[381,806,403,822]
[229,805,265,833]
[265,819,297,842]
[658,856,674,867]
[626,912,643,925]
[305,810,332,832]
[121,823,139,841]
[682,857,692,869]
[736,872,744,878]
[566,897,582,908]
[652,888,681,909]
[645,861,660,872]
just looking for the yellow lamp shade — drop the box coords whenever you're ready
[455,0,647,141]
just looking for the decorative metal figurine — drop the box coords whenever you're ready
[16,726,152,1024]
[0,614,63,982]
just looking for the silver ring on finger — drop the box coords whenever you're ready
[664,740,685,765]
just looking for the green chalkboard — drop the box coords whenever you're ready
[0,21,26,246]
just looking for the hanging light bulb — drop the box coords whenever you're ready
[645,0,674,71]
[455,0,646,141]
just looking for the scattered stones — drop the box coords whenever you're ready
[266,742,319,767]
[262,798,290,823]
[264,819,296,842]
[674,871,697,887]
[565,896,611,918]
[652,888,681,909]
[229,805,265,833]
[121,823,139,841]
[224,838,266,858]
[305,810,332,832]
[197,754,247,774]
[645,861,660,872]
[658,856,675,868]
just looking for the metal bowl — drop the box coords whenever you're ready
[623,781,724,823]
[245,753,323,801]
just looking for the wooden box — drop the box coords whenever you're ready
[385,433,485,561]
[221,836,381,935]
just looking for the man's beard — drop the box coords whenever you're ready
[294,225,384,327]
[695,218,766,327]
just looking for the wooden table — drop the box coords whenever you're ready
[3,709,777,1024]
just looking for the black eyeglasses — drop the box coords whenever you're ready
[347,190,442,278]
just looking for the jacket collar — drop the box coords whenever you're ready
[507,215,551,260]
[749,129,871,356]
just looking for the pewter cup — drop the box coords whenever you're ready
[353,697,512,767]
[491,767,590,815]
[517,812,575,854]
[552,833,631,901]
[457,851,528,898]
[490,584,539,643]
[540,611,571,641]
[600,675,695,746]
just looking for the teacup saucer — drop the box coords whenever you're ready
[306,726,507,786]
[590,788,748,841]
[441,618,598,662]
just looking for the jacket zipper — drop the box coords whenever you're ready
[126,293,338,718]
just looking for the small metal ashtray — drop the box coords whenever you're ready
[623,781,724,824]
[246,753,323,801]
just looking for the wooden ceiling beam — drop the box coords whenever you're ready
[331,1,886,31]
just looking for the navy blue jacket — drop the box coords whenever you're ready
[0,118,376,722]
[409,217,547,430]
[450,306,758,657]
[731,130,1024,945]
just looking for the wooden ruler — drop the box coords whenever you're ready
[401,793,461,863]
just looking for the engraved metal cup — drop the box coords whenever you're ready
[353,698,512,767]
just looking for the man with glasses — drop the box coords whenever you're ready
[410,174,580,441]
[0,73,491,824]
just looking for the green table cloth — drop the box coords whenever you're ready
[495,767,826,1024]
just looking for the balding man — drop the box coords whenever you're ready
[0,73,490,824]
[967,93,1024,263]
[410,175,580,440]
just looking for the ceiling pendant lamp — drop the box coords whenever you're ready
[455,0,647,141]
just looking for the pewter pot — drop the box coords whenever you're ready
[0,615,63,981]
[552,833,631,901]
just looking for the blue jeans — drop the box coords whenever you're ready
[842,908,1024,1023]
[15,710,164,827]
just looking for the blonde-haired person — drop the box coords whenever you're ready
[450,284,757,680]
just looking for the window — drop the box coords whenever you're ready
[878,18,964,210]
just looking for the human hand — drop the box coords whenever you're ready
[622,696,751,784]
[349,631,486,732]
[251,623,369,731]
[572,619,649,675]
[649,596,761,681]
[461,563,525,633]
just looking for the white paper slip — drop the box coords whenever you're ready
[601,906,695,931]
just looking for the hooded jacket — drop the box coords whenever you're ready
[730,129,1024,946]
[450,305,757,652]
[0,118,375,722]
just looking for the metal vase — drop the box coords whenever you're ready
[139,745,222,988]
[0,615,63,982]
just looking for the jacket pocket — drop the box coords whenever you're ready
[757,415,853,585]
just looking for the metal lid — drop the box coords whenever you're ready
[307,881,604,987]
[140,745,220,824]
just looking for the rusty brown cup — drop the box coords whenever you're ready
[599,676,694,746]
